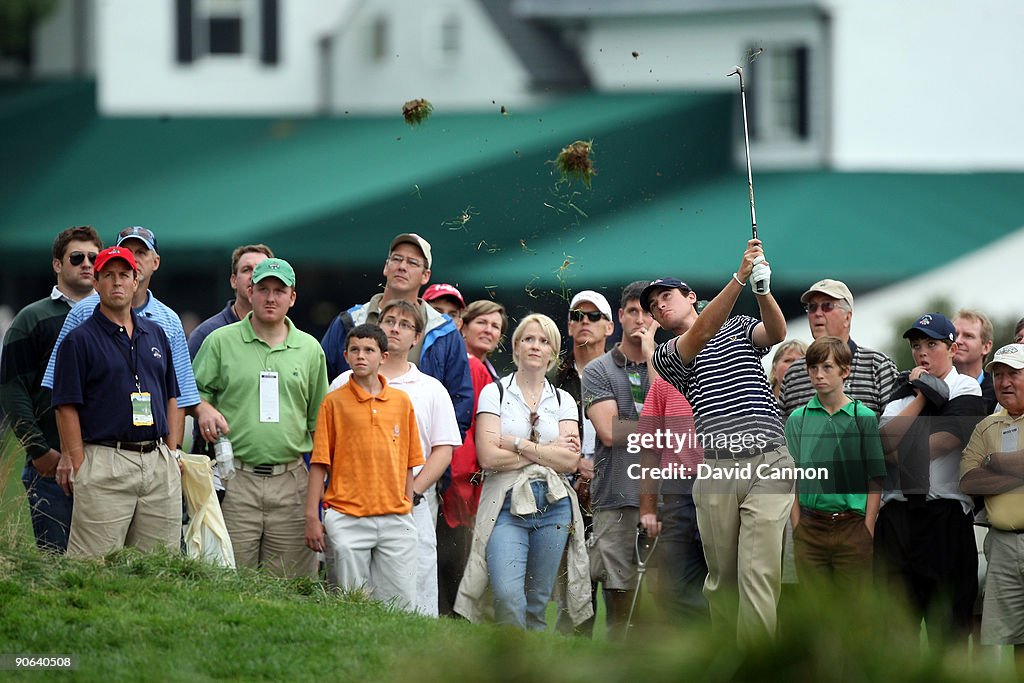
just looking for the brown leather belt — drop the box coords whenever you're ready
[800,506,863,522]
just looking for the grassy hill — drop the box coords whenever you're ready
[0,430,1018,682]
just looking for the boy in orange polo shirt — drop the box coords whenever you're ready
[305,324,423,610]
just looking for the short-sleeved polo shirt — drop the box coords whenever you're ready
[51,307,179,442]
[581,345,649,510]
[313,376,424,516]
[784,396,887,514]
[192,313,328,466]
[43,290,200,408]
[961,411,1024,530]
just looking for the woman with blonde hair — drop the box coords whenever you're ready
[769,339,808,401]
[455,313,593,629]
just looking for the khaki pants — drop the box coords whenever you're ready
[323,508,418,612]
[221,462,316,578]
[68,443,182,558]
[693,448,795,645]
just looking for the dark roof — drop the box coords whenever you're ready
[478,0,589,89]
[512,0,821,18]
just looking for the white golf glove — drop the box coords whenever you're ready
[750,257,771,295]
[215,451,236,482]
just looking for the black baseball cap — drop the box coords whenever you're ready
[640,277,691,312]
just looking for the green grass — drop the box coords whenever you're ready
[0,428,1019,682]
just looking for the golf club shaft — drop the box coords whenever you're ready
[735,68,758,240]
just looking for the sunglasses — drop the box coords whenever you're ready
[68,251,98,266]
[569,309,606,323]
[804,302,841,314]
[528,412,540,444]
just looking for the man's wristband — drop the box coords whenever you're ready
[732,273,747,287]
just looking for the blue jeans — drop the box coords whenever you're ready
[487,480,572,630]
[658,494,709,622]
[22,463,73,553]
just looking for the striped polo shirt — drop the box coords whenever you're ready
[651,315,784,441]
[778,340,899,417]
[42,290,200,408]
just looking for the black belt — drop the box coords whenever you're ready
[800,506,863,522]
[91,440,162,453]
[704,438,785,460]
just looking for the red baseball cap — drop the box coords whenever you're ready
[422,283,465,308]
[94,246,138,273]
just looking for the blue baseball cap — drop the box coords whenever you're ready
[903,313,956,343]
[640,277,691,312]
[116,226,159,253]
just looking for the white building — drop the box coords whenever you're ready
[515,0,1024,172]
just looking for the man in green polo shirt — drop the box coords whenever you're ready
[785,335,886,585]
[192,258,328,578]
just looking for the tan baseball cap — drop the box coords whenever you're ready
[987,344,1024,371]
[800,278,854,309]
[389,233,432,269]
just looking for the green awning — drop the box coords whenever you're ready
[0,82,731,275]
[457,170,1024,292]
[3,81,1022,301]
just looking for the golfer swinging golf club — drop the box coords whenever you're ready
[642,236,793,646]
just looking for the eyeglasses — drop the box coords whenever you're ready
[379,316,417,332]
[569,309,607,323]
[68,251,98,266]
[528,412,540,444]
[804,302,841,314]
[387,254,424,269]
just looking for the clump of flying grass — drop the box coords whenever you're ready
[402,98,434,126]
[552,140,597,188]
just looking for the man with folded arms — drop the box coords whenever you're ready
[52,247,182,557]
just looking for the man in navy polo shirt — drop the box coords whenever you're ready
[52,246,182,558]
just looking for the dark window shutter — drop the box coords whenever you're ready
[176,0,193,64]
[795,46,809,139]
[261,0,279,65]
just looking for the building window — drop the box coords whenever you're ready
[370,15,388,62]
[176,0,279,65]
[748,45,809,142]
[424,9,460,66]
[440,13,460,59]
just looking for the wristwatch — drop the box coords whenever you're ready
[513,437,523,455]
[413,492,424,506]
[984,454,993,470]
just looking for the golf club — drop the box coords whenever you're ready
[727,65,768,295]
[624,524,659,638]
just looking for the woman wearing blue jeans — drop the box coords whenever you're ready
[454,314,593,629]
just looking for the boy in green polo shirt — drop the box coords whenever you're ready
[785,336,886,584]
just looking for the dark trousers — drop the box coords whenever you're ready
[874,499,978,639]
[436,508,473,617]
[22,463,73,553]
[793,509,872,584]
[657,494,709,622]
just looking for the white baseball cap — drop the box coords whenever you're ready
[987,344,1024,372]
[569,290,613,320]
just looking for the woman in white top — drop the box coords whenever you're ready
[455,313,590,629]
